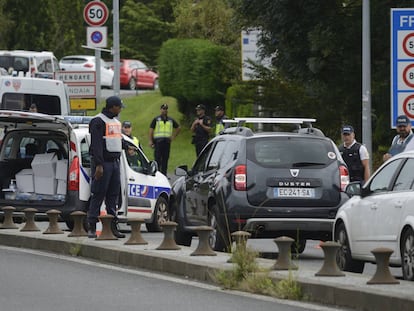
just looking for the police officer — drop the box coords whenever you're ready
[338,125,370,183]
[214,105,229,136]
[149,104,180,175]
[191,104,212,156]
[122,121,141,149]
[383,115,413,161]
[88,96,126,238]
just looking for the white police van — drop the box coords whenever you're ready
[0,111,171,231]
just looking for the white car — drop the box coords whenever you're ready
[59,55,114,88]
[333,151,414,280]
[0,111,171,231]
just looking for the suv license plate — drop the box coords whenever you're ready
[274,187,315,198]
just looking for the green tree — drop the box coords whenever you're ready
[120,0,176,66]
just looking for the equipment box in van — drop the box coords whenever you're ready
[0,112,171,231]
[0,50,59,79]
[0,77,70,115]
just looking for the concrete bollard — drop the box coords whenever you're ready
[228,231,251,263]
[124,218,148,245]
[96,214,117,240]
[0,206,18,229]
[367,248,400,284]
[190,226,216,256]
[315,241,345,277]
[43,209,64,234]
[68,211,88,237]
[272,236,298,270]
[20,208,40,232]
[156,221,181,250]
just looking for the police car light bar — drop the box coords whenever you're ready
[63,116,93,125]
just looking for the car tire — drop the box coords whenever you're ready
[208,205,231,252]
[291,239,306,254]
[401,227,414,281]
[170,201,193,247]
[146,196,169,232]
[335,222,364,273]
[128,78,136,90]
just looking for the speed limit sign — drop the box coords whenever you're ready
[84,1,109,27]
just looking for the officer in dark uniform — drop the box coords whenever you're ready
[88,96,126,238]
[191,104,212,156]
[338,125,370,183]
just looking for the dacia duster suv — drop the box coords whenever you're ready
[170,118,350,252]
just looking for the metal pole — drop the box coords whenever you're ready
[362,0,372,170]
[112,0,120,96]
[95,49,102,105]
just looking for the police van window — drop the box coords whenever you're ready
[0,56,29,73]
[80,138,91,168]
[1,93,61,114]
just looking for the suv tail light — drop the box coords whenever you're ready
[339,165,349,192]
[68,156,80,191]
[234,165,247,191]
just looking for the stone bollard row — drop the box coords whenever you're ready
[0,209,405,282]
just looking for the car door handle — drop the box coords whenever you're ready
[370,204,378,210]
[395,202,403,208]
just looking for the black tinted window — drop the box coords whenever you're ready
[247,137,336,168]
[1,93,61,114]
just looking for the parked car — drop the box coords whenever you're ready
[59,55,114,88]
[0,50,59,79]
[0,112,170,231]
[169,118,350,252]
[117,59,158,90]
[334,151,414,280]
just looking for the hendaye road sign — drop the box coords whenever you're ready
[391,8,414,127]
[83,1,109,27]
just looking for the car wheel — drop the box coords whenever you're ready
[146,196,168,232]
[335,222,364,273]
[128,78,136,90]
[208,205,231,252]
[153,78,159,90]
[291,239,306,254]
[401,227,414,281]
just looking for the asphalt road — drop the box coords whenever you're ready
[0,246,350,311]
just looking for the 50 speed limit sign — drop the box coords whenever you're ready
[84,1,109,27]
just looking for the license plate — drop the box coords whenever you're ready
[274,187,315,198]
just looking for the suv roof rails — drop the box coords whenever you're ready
[220,117,325,137]
[223,117,316,127]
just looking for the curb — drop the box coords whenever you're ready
[0,230,413,311]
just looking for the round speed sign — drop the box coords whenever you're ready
[84,1,109,27]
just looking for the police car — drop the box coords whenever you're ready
[0,111,171,231]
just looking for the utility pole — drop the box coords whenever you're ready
[362,0,372,170]
[112,0,120,96]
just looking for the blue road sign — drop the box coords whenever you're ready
[391,9,414,127]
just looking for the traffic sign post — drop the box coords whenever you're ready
[391,9,414,127]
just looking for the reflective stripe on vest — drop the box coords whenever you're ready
[154,119,173,138]
[98,113,122,152]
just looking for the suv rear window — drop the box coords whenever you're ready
[247,137,336,168]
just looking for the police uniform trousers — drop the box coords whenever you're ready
[88,157,120,224]
[154,138,171,175]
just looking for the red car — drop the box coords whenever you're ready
[119,59,159,90]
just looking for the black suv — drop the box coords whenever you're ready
[169,118,350,251]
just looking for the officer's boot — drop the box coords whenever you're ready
[111,219,125,238]
[88,222,97,238]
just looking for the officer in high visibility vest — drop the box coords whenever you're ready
[88,96,126,239]
[214,105,229,136]
[122,120,141,150]
[149,104,180,175]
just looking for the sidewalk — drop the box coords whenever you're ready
[0,228,413,311]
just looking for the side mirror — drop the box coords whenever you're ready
[149,161,158,176]
[175,165,188,176]
[344,181,361,197]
